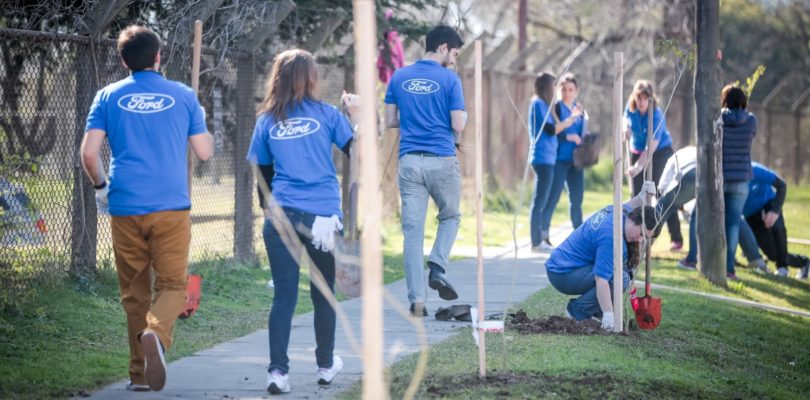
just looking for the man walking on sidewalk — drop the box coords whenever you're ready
[384,25,467,316]
[80,25,213,391]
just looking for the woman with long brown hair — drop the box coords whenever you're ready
[527,71,558,251]
[246,49,358,395]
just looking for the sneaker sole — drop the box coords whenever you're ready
[317,356,343,385]
[142,333,166,391]
[268,383,290,394]
[429,280,459,300]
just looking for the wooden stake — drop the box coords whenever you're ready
[612,52,624,333]
[189,20,202,192]
[474,40,486,378]
[643,99,655,297]
[351,1,385,399]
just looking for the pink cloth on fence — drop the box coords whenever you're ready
[377,30,405,84]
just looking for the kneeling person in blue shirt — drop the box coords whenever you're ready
[545,183,657,330]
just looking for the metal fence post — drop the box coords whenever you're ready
[233,54,256,263]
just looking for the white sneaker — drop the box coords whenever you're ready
[530,245,543,253]
[775,267,788,277]
[141,332,166,391]
[267,370,291,394]
[316,355,343,385]
[797,261,809,280]
[750,259,771,274]
[538,240,554,251]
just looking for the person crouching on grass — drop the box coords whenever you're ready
[246,49,359,395]
[545,182,657,331]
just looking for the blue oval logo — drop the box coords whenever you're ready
[269,118,321,140]
[117,93,175,114]
[402,79,440,94]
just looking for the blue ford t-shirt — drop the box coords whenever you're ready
[246,98,353,218]
[545,205,628,280]
[555,101,584,162]
[743,162,778,217]
[528,98,557,165]
[85,71,207,216]
[625,106,672,153]
[384,60,465,158]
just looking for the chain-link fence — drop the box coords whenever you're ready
[0,28,276,308]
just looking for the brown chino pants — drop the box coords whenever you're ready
[110,209,191,385]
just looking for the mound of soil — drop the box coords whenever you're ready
[506,310,605,335]
[423,371,618,398]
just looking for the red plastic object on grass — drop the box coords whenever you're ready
[179,274,202,319]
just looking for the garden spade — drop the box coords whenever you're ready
[633,100,661,330]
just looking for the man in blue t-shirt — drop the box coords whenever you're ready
[80,25,213,392]
[384,25,467,316]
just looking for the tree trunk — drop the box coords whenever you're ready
[694,0,726,286]
[233,55,256,264]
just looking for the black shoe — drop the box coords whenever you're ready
[410,303,427,317]
[428,270,459,300]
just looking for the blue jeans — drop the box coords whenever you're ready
[738,219,762,262]
[542,160,584,233]
[530,164,554,246]
[398,154,461,304]
[263,208,336,374]
[547,266,630,321]
[724,181,749,273]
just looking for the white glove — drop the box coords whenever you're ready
[461,111,468,123]
[601,311,614,331]
[641,181,657,197]
[95,184,110,216]
[311,215,343,252]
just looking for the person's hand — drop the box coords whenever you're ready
[341,91,361,124]
[763,211,779,229]
[601,311,614,331]
[641,180,657,197]
[95,184,110,216]
[623,128,631,142]
[311,215,343,252]
[571,103,584,118]
[566,134,582,145]
[627,165,642,178]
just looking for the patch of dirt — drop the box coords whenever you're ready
[424,371,617,398]
[506,309,606,335]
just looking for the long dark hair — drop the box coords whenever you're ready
[625,206,656,269]
[257,49,319,121]
[534,72,556,105]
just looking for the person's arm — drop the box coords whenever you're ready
[341,138,353,158]
[763,175,787,228]
[80,129,107,186]
[628,137,660,177]
[256,163,274,208]
[189,133,214,161]
[595,277,613,313]
[450,110,466,133]
[624,181,657,209]
[385,104,400,129]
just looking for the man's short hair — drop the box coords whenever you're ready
[117,26,161,72]
[425,25,464,53]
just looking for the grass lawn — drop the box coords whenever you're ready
[0,249,407,399]
[342,285,810,399]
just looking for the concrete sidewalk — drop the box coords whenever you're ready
[86,240,558,399]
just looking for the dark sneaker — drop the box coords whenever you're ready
[726,272,739,281]
[428,270,459,300]
[797,260,809,280]
[141,332,167,391]
[670,241,683,251]
[126,381,150,392]
[678,259,697,270]
[410,303,427,317]
[775,267,788,277]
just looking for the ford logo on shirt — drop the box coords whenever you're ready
[269,118,321,140]
[117,93,175,114]
[402,79,440,94]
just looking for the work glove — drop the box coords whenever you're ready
[641,180,656,197]
[311,215,343,253]
[601,311,614,331]
[95,184,110,216]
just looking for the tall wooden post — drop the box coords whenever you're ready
[611,52,624,332]
[352,1,385,399]
[474,40,486,378]
[189,20,201,193]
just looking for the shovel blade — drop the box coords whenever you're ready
[633,296,662,330]
[179,274,203,319]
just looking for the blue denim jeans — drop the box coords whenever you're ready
[398,154,461,304]
[530,163,554,246]
[542,160,584,233]
[547,265,630,321]
[724,181,749,273]
[738,219,763,262]
[263,208,336,374]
